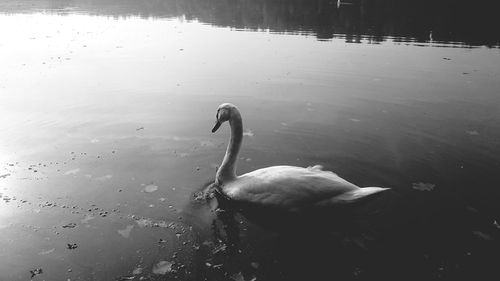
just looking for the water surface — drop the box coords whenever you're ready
[1,1,500,280]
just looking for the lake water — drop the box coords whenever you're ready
[1,0,500,280]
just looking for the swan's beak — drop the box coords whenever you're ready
[211,121,221,133]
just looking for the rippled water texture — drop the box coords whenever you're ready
[1,1,500,280]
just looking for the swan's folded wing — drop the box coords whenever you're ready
[225,166,359,209]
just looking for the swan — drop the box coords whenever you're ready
[211,103,389,212]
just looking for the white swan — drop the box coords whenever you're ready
[211,103,389,212]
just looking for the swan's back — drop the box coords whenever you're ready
[222,165,385,210]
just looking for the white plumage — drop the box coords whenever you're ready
[211,103,389,211]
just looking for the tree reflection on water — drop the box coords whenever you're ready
[1,0,498,46]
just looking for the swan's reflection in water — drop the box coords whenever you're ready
[184,182,499,281]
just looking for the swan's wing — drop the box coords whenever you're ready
[224,165,359,209]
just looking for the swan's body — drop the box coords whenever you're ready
[211,103,389,211]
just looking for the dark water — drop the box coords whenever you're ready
[1,0,500,280]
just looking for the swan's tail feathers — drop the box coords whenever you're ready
[332,187,390,204]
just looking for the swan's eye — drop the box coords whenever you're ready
[216,108,230,121]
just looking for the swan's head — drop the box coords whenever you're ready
[212,103,237,133]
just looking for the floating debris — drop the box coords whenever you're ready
[349,118,361,122]
[62,222,77,228]
[202,240,214,247]
[67,243,78,250]
[118,225,134,238]
[136,218,153,228]
[136,127,145,131]
[30,268,43,278]
[132,267,143,275]
[494,220,500,229]
[243,129,254,137]
[64,168,80,175]
[117,276,135,281]
[142,184,158,193]
[231,272,245,281]
[213,243,227,254]
[412,182,435,191]
[231,272,257,281]
[473,231,492,241]
[212,264,223,269]
[193,191,209,201]
[0,173,10,179]
[152,261,173,275]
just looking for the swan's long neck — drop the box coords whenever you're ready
[216,109,243,185]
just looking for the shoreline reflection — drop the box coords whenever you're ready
[0,0,498,47]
